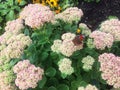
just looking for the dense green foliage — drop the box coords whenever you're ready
[0,0,27,33]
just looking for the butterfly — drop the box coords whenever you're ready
[72,34,84,46]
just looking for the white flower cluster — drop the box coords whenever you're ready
[51,32,83,57]
[0,71,17,90]
[87,38,95,49]
[61,32,76,41]
[78,84,98,90]
[51,40,62,53]
[0,34,32,60]
[79,23,91,36]
[58,58,74,75]
[0,32,13,45]
[82,56,95,71]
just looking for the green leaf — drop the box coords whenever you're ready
[99,77,107,84]
[47,78,59,86]
[24,28,30,36]
[63,24,71,31]
[61,73,67,79]
[0,26,2,30]
[79,81,87,87]
[9,58,20,66]
[41,52,49,61]
[19,0,27,6]
[0,4,6,9]
[71,81,81,90]
[7,0,14,6]
[0,10,9,16]
[108,16,118,19]
[46,67,56,77]
[48,86,57,90]
[6,10,15,20]
[31,32,39,38]
[57,84,69,90]
[0,16,3,22]
[14,6,21,11]
[39,76,47,88]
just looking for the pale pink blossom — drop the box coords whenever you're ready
[90,31,114,50]
[5,19,24,34]
[13,60,44,90]
[100,19,120,41]
[55,7,83,23]
[20,4,54,28]
[51,32,83,57]
[99,53,120,88]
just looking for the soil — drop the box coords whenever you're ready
[78,0,120,31]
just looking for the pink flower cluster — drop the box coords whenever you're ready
[13,60,44,90]
[5,19,24,34]
[99,53,120,88]
[90,31,114,50]
[55,7,83,23]
[0,18,32,89]
[100,19,120,41]
[20,4,54,28]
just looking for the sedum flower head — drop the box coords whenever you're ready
[51,32,83,57]
[0,55,10,65]
[0,70,16,90]
[82,56,95,71]
[0,34,32,59]
[51,39,62,53]
[20,4,54,28]
[58,58,74,75]
[61,32,76,41]
[90,31,114,50]
[87,38,95,49]
[5,19,24,34]
[79,23,91,36]
[82,56,95,65]
[99,53,120,88]
[13,60,44,90]
[83,64,92,71]
[55,7,83,24]
[100,18,120,41]
[0,32,13,45]
[60,40,77,57]
[0,44,6,51]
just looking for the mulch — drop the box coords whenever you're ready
[78,0,120,30]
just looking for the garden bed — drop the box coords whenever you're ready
[78,0,120,30]
[0,0,120,90]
